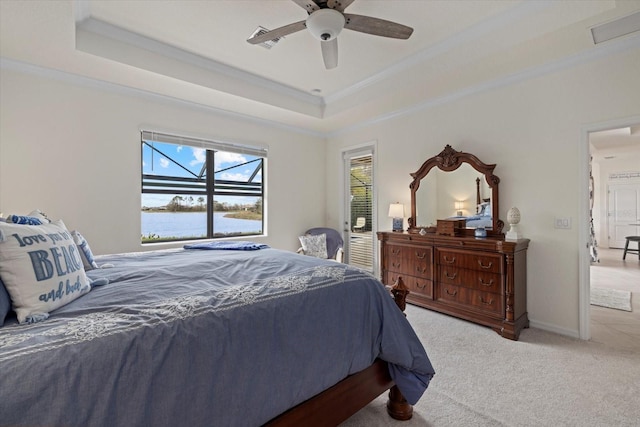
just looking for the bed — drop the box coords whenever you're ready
[448,177,493,229]
[463,202,492,228]
[0,241,434,426]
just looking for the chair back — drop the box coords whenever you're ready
[304,227,343,260]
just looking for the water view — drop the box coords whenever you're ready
[141,211,262,239]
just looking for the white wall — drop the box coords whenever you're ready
[2,46,639,337]
[326,48,640,337]
[0,69,327,255]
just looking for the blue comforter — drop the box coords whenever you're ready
[0,248,434,426]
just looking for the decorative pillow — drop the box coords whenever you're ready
[27,209,51,223]
[0,276,10,326]
[0,219,91,324]
[71,230,99,270]
[6,215,43,225]
[299,233,328,259]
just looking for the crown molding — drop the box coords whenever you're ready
[76,17,325,117]
[324,0,553,106]
[327,31,640,137]
[2,30,637,140]
[0,57,325,138]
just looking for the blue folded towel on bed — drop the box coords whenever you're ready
[183,241,270,251]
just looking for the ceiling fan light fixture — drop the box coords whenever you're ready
[306,9,345,41]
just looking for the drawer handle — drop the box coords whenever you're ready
[392,262,401,269]
[415,251,426,259]
[445,271,457,280]
[479,278,494,287]
[416,266,426,273]
[443,255,456,264]
[445,288,457,296]
[479,296,494,305]
[416,281,426,289]
[391,249,401,255]
[477,260,493,269]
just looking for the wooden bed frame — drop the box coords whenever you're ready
[475,177,490,213]
[266,278,414,426]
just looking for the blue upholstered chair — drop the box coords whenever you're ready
[297,227,344,262]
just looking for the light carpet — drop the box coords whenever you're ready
[341,305,640,427]
[590,287,632,312]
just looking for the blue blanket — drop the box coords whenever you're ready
[0,248,434,426]
[184,240,269,250]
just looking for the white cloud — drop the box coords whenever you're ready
[159,158,170,168]
[177,146,183,152]
[215,151,246,168]
[220,172,250,181]
[190,148,206,166]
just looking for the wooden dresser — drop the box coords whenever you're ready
[378,231,529,340]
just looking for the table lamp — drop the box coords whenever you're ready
[388,203,405,232]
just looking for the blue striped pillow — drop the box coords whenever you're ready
[71,230,99,270]
[7,215,43,225]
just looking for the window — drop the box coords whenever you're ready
[141,131,266,243]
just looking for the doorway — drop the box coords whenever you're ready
[343,146,376,273]
[584,121,640,345]
[607,183,640,248]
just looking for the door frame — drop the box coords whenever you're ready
[579,115,640,340]
[342,141,377,274]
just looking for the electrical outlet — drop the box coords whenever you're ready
[555,217,571,229]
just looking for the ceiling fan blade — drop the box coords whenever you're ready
[343,13,414,39]
[327,0,356,12]
[247,21,306,44]
[321,38,338,69]
[291,0,319,14]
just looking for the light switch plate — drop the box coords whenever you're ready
[555,217,571,229]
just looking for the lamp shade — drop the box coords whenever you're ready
[388,203,405,218]
[455,201,464,217]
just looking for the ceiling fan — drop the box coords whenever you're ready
[247,0,414,70]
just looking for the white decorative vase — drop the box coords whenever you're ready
[506,207,522,240]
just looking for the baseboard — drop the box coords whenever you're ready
[529,319,580,339]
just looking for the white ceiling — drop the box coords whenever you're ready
[1,0,639,137]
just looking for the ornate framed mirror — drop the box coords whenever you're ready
[408,145,504,236]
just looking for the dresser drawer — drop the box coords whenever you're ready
[437,284,504,317]
[437,248,503,274]
[385,243,432,279]
[384,272,433,299]
[438,266,502,293]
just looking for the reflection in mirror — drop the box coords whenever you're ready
[409,145,504,236]
[415,164,491,228]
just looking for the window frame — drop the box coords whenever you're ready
[140,131,266,243]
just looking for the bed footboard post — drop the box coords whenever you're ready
[387,277,414,420]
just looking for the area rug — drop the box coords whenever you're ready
[590,287,632,311]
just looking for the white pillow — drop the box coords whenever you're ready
[71,230,99,270]
[299,233,328,259]
[0,219,91,323]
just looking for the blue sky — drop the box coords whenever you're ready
[141,141,262,208]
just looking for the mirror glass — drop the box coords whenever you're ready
[415,164,492,228]
[409,145,503,235]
